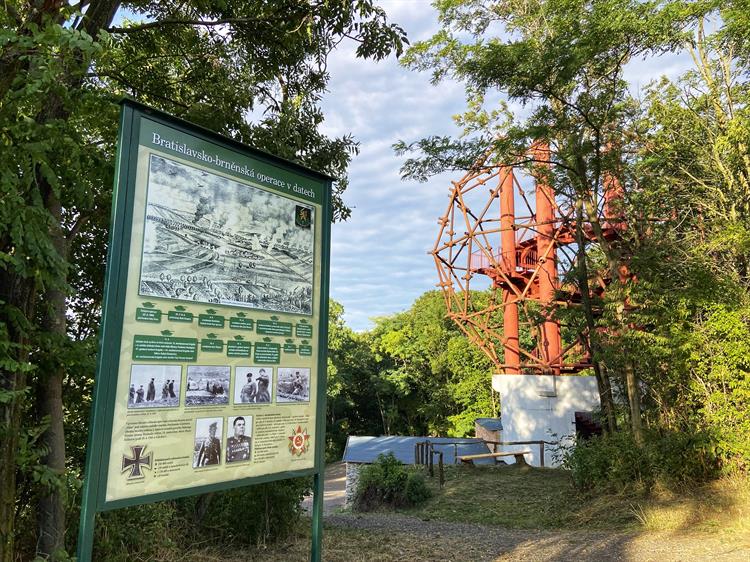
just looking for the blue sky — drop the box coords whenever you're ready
[319,1,694,332]
[321,2,467,331]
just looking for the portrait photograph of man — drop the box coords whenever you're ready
[226,415,253,463]
[192,417,223,468]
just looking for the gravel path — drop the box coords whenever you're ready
[324,512,750,561]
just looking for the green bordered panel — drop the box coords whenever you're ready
[79,100,332,560]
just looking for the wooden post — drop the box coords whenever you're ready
[438,452,444,488]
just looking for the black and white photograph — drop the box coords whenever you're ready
[275,367,310,403]
[192,417,222,468]
[185,365,230,407]
[127,364,181,409]
[139,154,314,315]
[234,367,273,404]
[225,415,253,463]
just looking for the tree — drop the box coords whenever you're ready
[621,9,750,464]
[326,300,383,457]
[397,0,712,438]
[0,2,406,559]
[369,291,496,436]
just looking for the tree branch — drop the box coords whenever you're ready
[107,17,271,34]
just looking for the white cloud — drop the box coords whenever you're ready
[322,3,696,332]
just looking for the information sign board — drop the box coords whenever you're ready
[78,100,332,560]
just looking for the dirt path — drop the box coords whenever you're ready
[301,462,347,514]
[324,512,750,561]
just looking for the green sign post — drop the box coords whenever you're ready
[78,100,332,561]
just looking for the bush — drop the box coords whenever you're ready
[564,429,721,492]
[354,453,431,511]
[404,472,432,505]
[94,501,179,562]
[176,477,311,548]
[83,477,310,560]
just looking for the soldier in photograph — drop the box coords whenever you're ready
[292,371,304,396]
[226,417,251,463]
[240,373,256,403]
[255,369,271,403]
[196,421,221,466]
[136,385,145,403]
[147,378,156,401]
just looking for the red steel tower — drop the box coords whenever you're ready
[433,144,623,375]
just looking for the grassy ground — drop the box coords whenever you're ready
[403,464,750,533]
[167,466,750,562]
[181,528,465,562]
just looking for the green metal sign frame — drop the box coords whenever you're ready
[78,100,332,561]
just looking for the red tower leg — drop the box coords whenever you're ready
[533,143,561,375]
[500,167,520,374]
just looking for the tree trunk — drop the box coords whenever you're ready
[0,274,37,562]
[36,191,68,559]
[624,360,643,444]
[574,199,617,434]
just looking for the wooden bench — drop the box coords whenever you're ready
[457,450,532,466]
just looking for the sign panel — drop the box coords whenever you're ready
[82,100,331,513]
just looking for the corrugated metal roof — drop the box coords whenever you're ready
[342,435,495,465]
[475,417,503,431]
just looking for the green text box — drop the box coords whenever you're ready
[283,343,297,353]
[256,320,293,337]
[135,308,162,323]
[227,341,252,358]
[198,314,225,328]
[229,317,254,330]
[133,335,198,361]
[298,345,313,357]
[254,342,281,364]
[167,310,194,323]
[295,323,313,338]
[200,339,224,353]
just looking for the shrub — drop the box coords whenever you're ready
[83,478,309,560]
[354,453,431,511]
[94,501,179,562]
[564,429,721,492]
[404,472,432,505]
[176,477,311,547]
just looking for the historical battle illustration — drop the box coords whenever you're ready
[139,155,314,315]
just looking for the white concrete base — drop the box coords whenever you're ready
[492,374,600,467]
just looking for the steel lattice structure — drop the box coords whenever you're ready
[432,144,623,375]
